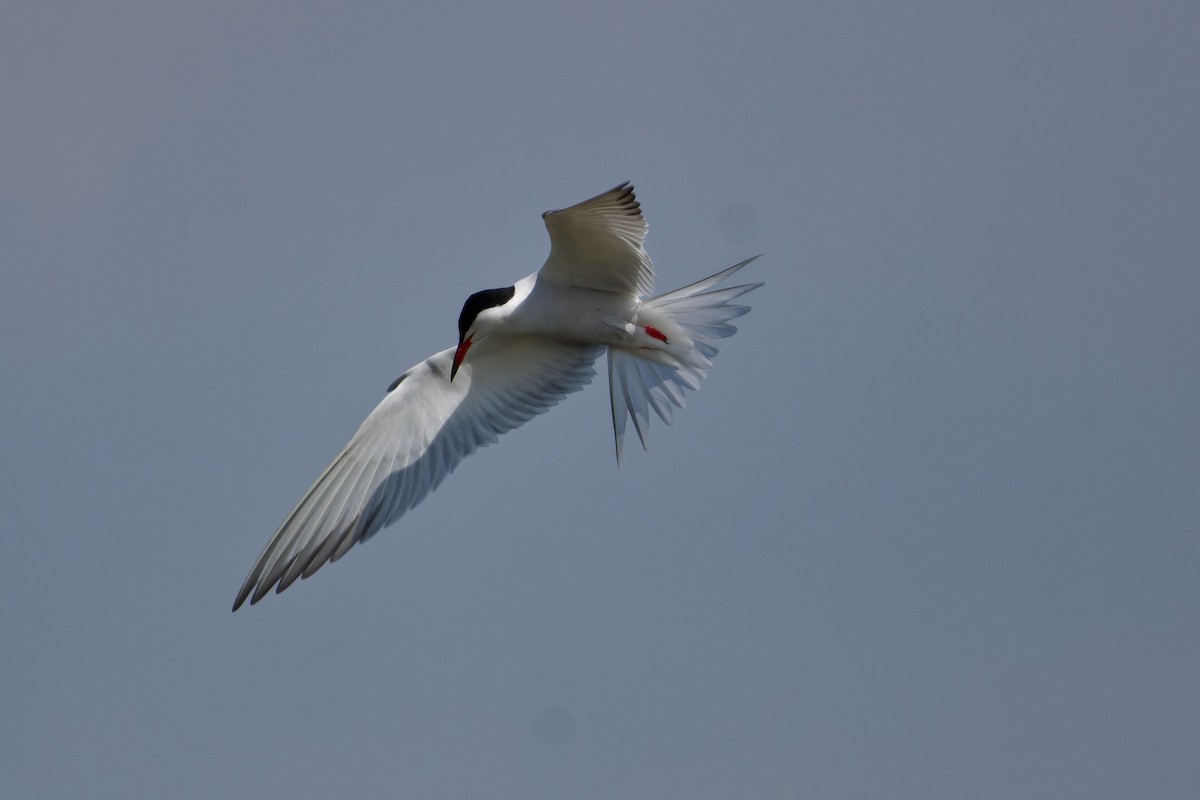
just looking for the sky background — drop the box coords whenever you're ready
[2,1,1198,798]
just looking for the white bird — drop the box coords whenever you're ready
[233,183,762,610]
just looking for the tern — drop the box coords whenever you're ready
[233,183,762,610]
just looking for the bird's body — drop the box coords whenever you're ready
[490,272,634,343]
[233,183,762,610]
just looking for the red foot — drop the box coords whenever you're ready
[644,325,669,343]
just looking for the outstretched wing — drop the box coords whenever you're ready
[233,336,603,609]
[538,182,655,298]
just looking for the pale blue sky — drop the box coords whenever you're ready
[2,1,1198,798]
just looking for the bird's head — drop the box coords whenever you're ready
[452,285,516,381]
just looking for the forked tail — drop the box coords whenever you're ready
[607,256,763,462]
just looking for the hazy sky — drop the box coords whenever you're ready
[2,2,1198,798]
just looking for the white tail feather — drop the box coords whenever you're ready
[607,256,763,462]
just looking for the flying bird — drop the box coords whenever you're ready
[233,183,762,610]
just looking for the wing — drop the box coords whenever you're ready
[233,336,603,610]
[538,182,655,298]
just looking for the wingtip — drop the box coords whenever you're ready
[231,583,265,612]
[733,254,764,271]
[231,580,255,612]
